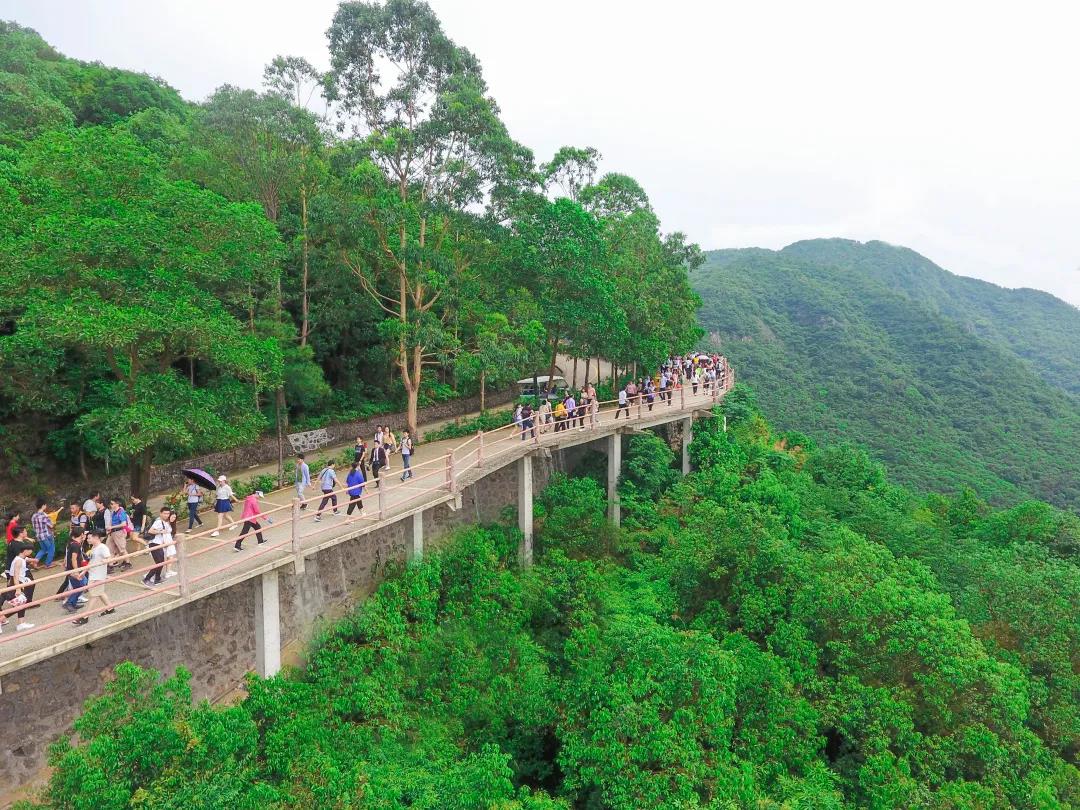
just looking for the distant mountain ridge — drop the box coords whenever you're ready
[781,238,1080,395]
[694,239,1080,510]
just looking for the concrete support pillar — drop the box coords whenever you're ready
[411,510,424,562]
[254,570,281,678]
[682,416,693,476]
[607,432,621,526]
[518,454,533,568]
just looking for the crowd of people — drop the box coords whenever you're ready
[513,353,726,439]
[1,357,725,637]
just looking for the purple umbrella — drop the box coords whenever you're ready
[182,468,217,491]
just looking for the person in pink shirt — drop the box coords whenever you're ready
[234,491,267,552]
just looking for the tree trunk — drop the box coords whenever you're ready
[546,333,560,392]
[572,356,579,389]
[275,387,288,485]
[596,357,601,388]
[479,369,486,412]
[300,187,310,347]
[129,446,153,500]
[583,357,590,390]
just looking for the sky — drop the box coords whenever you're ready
[4,0,1080,306]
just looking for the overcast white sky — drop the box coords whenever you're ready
[4,0,1080,305]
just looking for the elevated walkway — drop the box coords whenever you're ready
[0,384,726,678]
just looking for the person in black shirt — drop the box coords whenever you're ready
[369,442,387,489]
[61,531,88,611]
[128,494,148,535]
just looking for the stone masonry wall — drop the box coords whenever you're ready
[0,442,587,800]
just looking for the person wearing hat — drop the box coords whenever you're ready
[211,475,236,537]
[235,491,268,551]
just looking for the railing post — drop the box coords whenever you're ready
[637,391,642,420]
[291,498,304,574]
[175,534,190,598]
[477,429,484,466]
[378,482,387,519]
[680,379,686,409]
[446,452,456,494]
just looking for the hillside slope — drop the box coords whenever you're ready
[695,242,1080,510]
[782,238,1080,395]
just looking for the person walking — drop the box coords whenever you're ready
[183,478,204,533]
[234,493,267,550]
[5,510,20,544]
[61,529,88,612]
[399,431,414,481]
[615,386,629,419]
[384,427,398,473]
[538,398,552,434]
[554,398,567,432]
[30,498,56,569]
[369,441,387,489]
[103,498,131,570]
[2,540,36,631]
[72,530,114,626]
[143,507,171,583]
[314,461,339,521]
[129,493,149,536]
[295,453,311,509]
[346,463,366,517]
[211,475,236,537]
[520,403,534,440]
[353,436,367,465]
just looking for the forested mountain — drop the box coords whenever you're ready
[29,393,1080,808]
[783,239,1080,395]
[695,240,1080,510]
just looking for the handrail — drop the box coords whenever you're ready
[0,359,731,648]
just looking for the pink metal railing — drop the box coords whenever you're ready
[0,361,731,649]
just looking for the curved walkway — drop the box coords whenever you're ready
[0,383,728,675]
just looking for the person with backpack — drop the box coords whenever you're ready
[314,461,340,521]
[399,431,414,481]
[104,498,131,570]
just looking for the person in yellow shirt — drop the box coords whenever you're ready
[553,399,567,432]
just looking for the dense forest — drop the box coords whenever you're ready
[24,387,1080,808]
[695,240,1080,511]
[0,4,702,495]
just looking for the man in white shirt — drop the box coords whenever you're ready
[72,531,114,625]
[143,507,171,586]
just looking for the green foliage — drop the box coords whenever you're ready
[0,13,702,492]
[695,240,1080,510]
[33,395,1080,807]
[422,409,515,442]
